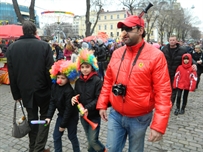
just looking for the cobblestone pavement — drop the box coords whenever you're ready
[0,76,203,152]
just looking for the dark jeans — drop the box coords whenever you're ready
[80,116,105,152]
[176,88,189,110]
[53,114,80,152]
[26,95,50,152]
[98,62,104,80]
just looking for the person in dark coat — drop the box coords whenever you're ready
[53,43,63,61]
[71,49,106,152]
[95,39,107,80]
[90,40,99,57]
[7,21,54,152]
[190,45,203,88]
[46,60,80,152]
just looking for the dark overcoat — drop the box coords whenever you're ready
[7,35,54,108]
[162,43,187,82]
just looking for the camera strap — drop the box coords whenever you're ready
[115,42,145,84]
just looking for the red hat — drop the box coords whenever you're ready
[117,15,145,28]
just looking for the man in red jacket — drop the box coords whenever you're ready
[96,15,172,152]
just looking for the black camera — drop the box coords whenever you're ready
[112,84,126,96]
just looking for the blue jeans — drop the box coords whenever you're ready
[106,108,152,152]
[53,114,80,152]
[80,116,105,152]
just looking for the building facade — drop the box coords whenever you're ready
[0,2,39,27]
[74,9,158,41]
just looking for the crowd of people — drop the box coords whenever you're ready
[2,12,203,152]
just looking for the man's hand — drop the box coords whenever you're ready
[99,109,108,122]
[148,129,163,142]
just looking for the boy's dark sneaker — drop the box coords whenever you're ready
[179,109,185,114]
[174,109,179,116]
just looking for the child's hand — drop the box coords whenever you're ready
[84,109,88,116]
[71,94,80,106]
[45,118,51,124]
[59,127,65,132]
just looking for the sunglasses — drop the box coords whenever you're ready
[121,26,137,32]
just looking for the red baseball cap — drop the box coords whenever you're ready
[117,15,145,28]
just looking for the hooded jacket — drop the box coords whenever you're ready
[173,54,197,91]
[96,40,172,134]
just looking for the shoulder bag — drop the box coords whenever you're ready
[12,100,31,138]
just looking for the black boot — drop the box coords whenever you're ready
[174,109,179,116]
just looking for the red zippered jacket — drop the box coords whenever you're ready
[96,40,172,134]
[173,53,197,91]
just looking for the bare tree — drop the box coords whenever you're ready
[29,0,35,23]
[85,0,91,36]
[157,11,168,44]
[12,0,24,23]
[119,0,138,15]
[12,0,35,24]
[190,28,201,40]
[144,0,164,42]
[44,23,74,39]
[85,0,107,37]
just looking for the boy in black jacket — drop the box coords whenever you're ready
[71,49,106,152]
[46,60,80,152]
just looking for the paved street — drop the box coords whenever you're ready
[0,76,203,152]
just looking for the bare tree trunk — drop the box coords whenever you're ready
[29,0,35,23]
[12,0,24,23]
[85,0,91,37]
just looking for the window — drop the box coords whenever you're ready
[110,32,113,37]
[111,15,113,19]
[124,14,126,18]
[117,32,119,36]
[104,25,107,30]
[117,15,119,19]
[111,25,113,29]
[99,25,101,30]
[104,16,107,19]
